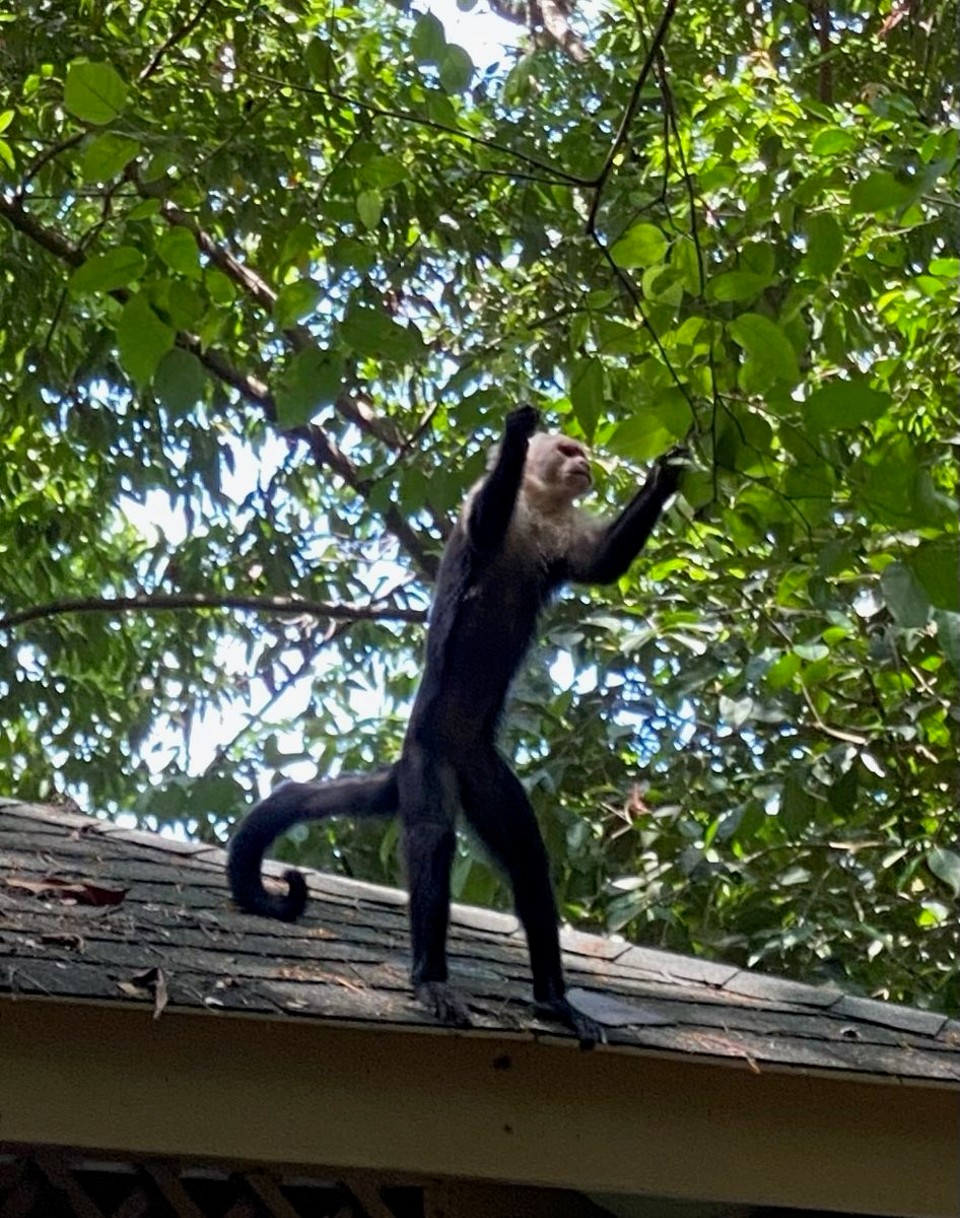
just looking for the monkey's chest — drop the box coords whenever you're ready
[505,502,576,568]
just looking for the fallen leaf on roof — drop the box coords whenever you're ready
[5,875,128,906]
[118,967,169,1019]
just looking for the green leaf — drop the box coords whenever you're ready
[411,12,446,64]
[707,271,770,302]
[728,313,800,389]
[186,774,248,816]
[714,406,774,475]
[642,265,684,306]
[163,279,204,329]
[781,769,817,834]
[69,247,146,295]
[341,303,424,363]
[803,380,890,433]
[126,198,160,222]
[927,847,960,898]
[610,223,668,269]
[672,238,702,294]
[907,541,960,612]
[765,652,801,689]
[329,238,377,275]
[361,156,407,189]
[855,439,922,528]
[934,611,960,672]
[608,395,692,461]
[850,172,916,215]
[356,189,383,230]
[503,56,534,105]
[115,295,175,386]
[81,132,139,182]
[64,60,129,125]
[810,127,858,156]
[305,37,334,81]
[153,348,207,415]
[275,347,344,428]
[440,45,474,93]
[803,213,844,279]
[157,227,201,279]
[880,562,930,628]
[279,221,317,270]
[793,641,829,661]
[569,357,604,440]
[274,280,322,329]
[205,268,237,304]
[783,459,835,523]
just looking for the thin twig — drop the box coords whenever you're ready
[139,0,216,82]
[18,132,85,196]
[0,593,427,633]
[585,0,677,235]
[245,70,593,188]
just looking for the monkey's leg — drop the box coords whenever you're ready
[459,752,601,1048]
[398,745,472,1029]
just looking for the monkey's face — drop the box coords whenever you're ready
[526,434,593,502]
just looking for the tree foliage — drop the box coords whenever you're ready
[1,0,957,1009]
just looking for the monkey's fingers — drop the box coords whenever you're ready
[505,403,540,438]
[535,996,604,1050]
[415,981,473,1029]
[661,444,692,468]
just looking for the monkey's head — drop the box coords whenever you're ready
[523,433,593,507]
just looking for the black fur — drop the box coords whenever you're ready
[228,406,681,1045]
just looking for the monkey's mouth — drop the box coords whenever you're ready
[569,464,592,486]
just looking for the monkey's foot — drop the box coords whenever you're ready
[415,981,473,1029]
[535,996,603,1050]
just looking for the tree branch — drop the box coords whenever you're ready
[139,0,217,82]
[0,593,427,633]
[157,199,401,446]
[531,0,590,64]
[487,0,589,63]
[0,194,439,578]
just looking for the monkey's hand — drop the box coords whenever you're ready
[653,444,691,494]
[505,403,540,441]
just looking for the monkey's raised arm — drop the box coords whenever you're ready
[569,450,684,585]
[466,405,540,550]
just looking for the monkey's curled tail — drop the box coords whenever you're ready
[227,767,399,921]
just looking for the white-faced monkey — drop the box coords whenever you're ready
[228,406,684,1045]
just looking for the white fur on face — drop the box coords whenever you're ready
[523,433,593,508]
[465,430,600,558]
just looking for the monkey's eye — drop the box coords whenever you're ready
[557,441,584,458]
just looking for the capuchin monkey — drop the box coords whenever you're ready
[228,406,684,1046]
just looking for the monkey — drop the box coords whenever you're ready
[228,405,684,1045]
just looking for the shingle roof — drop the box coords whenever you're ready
[2,796,958,1083]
